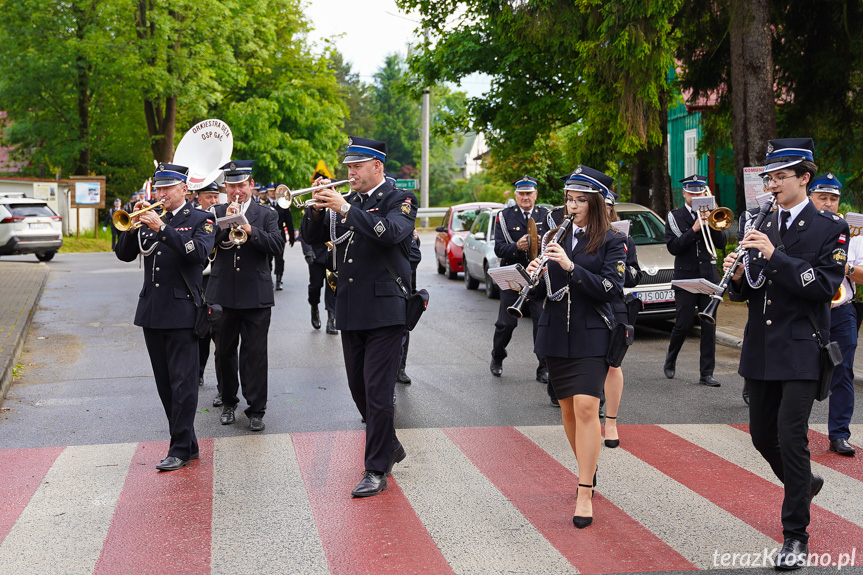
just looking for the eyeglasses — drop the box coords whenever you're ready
[565,197,588,205]
[762,174,799,187]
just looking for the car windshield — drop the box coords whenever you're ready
[616,210,666,245]
[8,204,55,218]
[451,208,482,232]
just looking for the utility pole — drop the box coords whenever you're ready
[420,28,430,227]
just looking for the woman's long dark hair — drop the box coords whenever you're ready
[579,192,611,254]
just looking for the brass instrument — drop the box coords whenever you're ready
[112,201,166,231]
[324,240,337,293]
[695,188,734,263]
[526,218,539,261]
[275,179,355,209]
[229,224,247,245]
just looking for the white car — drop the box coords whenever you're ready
[0,196,63,261]
[462,207,501,299]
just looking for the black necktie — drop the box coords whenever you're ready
[780,211,790,239]
[165,210,173,223]
[524,211,530,220]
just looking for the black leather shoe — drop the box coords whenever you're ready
[311,305,321,330]
[830,438,856,456]
[550,396,560,408]
[220,405,236,425]
[156,456,190,472]
[386,444,406,475]
[536,369,549,384]
[699,375,721,387]
[199,375,204,387]
[809,472,824,505]
[774,538,808,570]
[249,416,265,432]
[663,361,675,379]
[396,368,412,385]
[351,471,387,497]
[490,358,502,377]
[742,381,750,405]
[190,451,200,461]
[326,312,338,334]
[212,395,223,407]
[275,276,283,291]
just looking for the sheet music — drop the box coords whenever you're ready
[845,212,863,237]
[690,196,716,212]
[487,264,532,292]
[611,220,631,236]
[671,278,723,295]
[216,213,248,229]
[755,192,775,210]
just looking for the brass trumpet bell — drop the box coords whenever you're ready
[229,224,247,245]
[707,207,734,231]
[112,201,166,231]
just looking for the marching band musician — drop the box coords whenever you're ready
[490,176,553,383]
[301,136,416,498]
[195,182,220,391]
[268,183,295,292]
[115,163,215,471]
[206,161,284,432]
[526,165,626,529]
[298,229,337,333]
[603,191,642,449]
[725,138,849,569]
[807,173,858,457]
[663,175,727,387]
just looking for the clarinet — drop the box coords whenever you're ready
[698,193,778,324]
[507,215,574,319]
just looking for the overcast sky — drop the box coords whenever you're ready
[302,0,491,98]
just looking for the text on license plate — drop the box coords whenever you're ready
[636,289,675,303]
[28,222,49,229]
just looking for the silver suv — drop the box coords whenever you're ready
[0,195,63,261]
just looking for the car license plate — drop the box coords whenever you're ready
[28,222,49,229]
[636,289,675,303]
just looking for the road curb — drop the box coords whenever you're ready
[0,265,49,407]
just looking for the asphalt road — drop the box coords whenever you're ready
[3,231,843,450]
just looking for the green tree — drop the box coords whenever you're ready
[371,54,420,173]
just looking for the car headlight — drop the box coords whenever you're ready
[452,235,465,247]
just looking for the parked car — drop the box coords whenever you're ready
[0,197,63,261]
[462,207,502,299]
[435,201,503,279]
[614,202,676,320]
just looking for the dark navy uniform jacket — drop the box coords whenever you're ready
[665,205,727,282]
[729,201,849,381]
[612,235,642,320]
[533,228,626,358]
[494,205,552,267]
[206,200,284,309]
[299,234,329,266]
[115,202,216,329]
[301,180,418,331]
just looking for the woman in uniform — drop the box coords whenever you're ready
[527,165,625,528]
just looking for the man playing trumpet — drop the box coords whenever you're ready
[115,163,216,471]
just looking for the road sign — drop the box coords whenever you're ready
[395,179,418,190]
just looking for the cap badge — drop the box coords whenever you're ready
[766,142,774,154]
[230,162,236,170]
[574,166,582,175]
[158,163,165,171]
[827,173,834,179]
[348,137,353,146]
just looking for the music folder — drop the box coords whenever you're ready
[215,213,248,230]
[487,264,532,292]
[671,278,722,295]
[611,219,631,236]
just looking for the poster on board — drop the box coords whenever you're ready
[743,167,765,210]
[33,182,59,213]
[69,176,105,209]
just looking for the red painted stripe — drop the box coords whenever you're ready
[0,446,64,545]
[444,426,696,574]
[292,430,453,575]
[632,425,863,564]
[808,429,863,481]
[94,439,214,575]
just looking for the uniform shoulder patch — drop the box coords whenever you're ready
[602,278,614,292]
[184,240,195,254]
[832,248,847,266]
[616,261,626,277]
[204,222,214,234]
[800,268,816,286]
[374,221,386,237]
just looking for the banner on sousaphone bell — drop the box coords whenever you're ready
[173,119,234,191]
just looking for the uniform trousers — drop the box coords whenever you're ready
[667,288,716,376]
[198,275,212,382]
[142,327,199,460]
[273,244,285,278]
[493,289,546,373]
[341,324,403,473]
[747,378,818,542]
[828,303,857,441]
[212,307,271,417]
[308,261,335,313]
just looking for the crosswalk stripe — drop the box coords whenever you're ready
[292,430,453,575]
[444,426,695,574]
[396,428,576,575]
[520,425,777,569]
[211,434,328,575]
[0,446,64,546]
[94,439,215,574]
[0,443,135,574]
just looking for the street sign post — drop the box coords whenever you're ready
[395,179,418,190]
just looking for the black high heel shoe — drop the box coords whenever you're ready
[604,415,620,448]
[573,484,594,528]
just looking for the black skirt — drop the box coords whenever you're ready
[546,356,608,400]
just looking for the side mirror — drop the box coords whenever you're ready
[474,231,485,241]
[435,225,446,233]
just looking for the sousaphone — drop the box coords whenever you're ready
[173,119,234,191]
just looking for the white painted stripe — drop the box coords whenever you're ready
[519,425,776,569]
[396,428,576,575]
[0,443,135,574]
[663,424,863,526]
[210,434,328,575]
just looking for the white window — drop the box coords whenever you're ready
[684,129,698,177]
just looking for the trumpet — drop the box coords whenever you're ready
[229,224,247,245]
[695,189,734,263]
[275,179,355,209]
[112,201,166,231]
[507,215,574,318]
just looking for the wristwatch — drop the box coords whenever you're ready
[847,264,855,277]
[159,223,166,232]
[340,203,351,215]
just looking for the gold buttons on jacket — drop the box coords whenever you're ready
[766,320,772,326]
